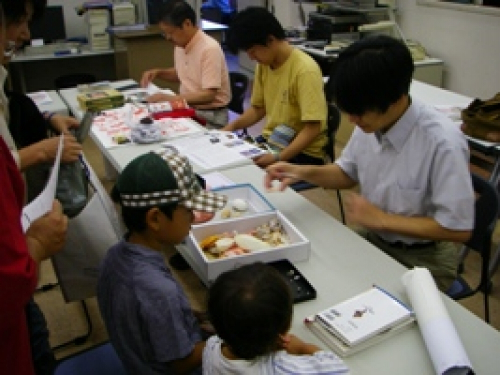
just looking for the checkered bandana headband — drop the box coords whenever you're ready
[119,154,227,212]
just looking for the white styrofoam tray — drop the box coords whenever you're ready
[178,211,310,285]
[206,183,275,223]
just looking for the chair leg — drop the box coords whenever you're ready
[52,300,93,351]
[336,190,345,224]
[457,244,469,273]
[485,293,490,323]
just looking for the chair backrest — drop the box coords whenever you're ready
[467,173,500,254]
[54,342,127,375]
[324,102,341,162]
[228,71,249,114]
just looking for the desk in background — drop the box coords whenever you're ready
[58,79,253,176]
[219,163,500,374]
[9,45,115,93]
[28,90,69,116]
[113,20,227,91]
[296,44,444,88]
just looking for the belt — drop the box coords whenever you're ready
[375,235,436,250]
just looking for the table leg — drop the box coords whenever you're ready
[103,155,118,181]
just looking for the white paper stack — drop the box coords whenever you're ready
[402,268,473,375]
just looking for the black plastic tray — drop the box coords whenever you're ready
[267,259,317,303]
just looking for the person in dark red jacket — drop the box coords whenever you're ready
[0,138,68,375]
[0,3,68,369]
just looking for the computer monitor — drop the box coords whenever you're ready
[29,5,66,43]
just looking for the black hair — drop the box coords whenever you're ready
[227,7,285,53]
[207,262,293,360]
[326,35,414,115]
[0,0,46,23]
[158,0,196,28]
[110,187,179,232]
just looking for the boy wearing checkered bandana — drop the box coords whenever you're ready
[97,152,226,374]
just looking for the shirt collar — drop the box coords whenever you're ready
[122,239,169,267]
[184,29,202,54]
[376,97,419,153]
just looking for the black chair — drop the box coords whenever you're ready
[290,102,345,224]
[446,173,499,323]
[54,73,97,90]
[228,71,249,115]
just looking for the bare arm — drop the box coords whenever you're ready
[170,341,205,375]
[25,200,68,264]
[18,135,82,172]
[280,334,321,355]
[222,105,266,132]
[147,88,218,106]
[265,162,357,191]
[345,193,472,243]
[140,68,179,87]
[254,121,323,168]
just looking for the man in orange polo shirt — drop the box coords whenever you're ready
[141,0,231,128]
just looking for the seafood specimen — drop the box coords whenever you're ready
[198,218,289,260]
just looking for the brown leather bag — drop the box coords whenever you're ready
[461,93,500,141]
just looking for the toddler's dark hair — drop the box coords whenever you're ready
[207,262,293,360]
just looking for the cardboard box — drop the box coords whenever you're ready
[209,184,275,223]
[178,211,311,285]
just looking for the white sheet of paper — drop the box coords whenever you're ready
[21,135,64,232]
[167,132,249,170]
[402,268,473,374]
[200,171,235,190]
[146,82,175,96]
[27,91,53,105]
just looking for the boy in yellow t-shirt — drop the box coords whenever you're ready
[222,7,327,168]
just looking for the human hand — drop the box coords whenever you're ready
[147,92,176,103]
[193,310,216,335]
[253,153,277,168]
[42,135,82,163]
[26,200,68,263]
[279,333,320,355]
[50,114,79,134]
[140,69,158,88]
[344,192,386,230]
[264,162,300,191]
[193,211,215,224]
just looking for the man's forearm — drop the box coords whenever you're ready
[300,163,356,190]
[380,214,472,243]
[157,68,179,82]
[225,106,265,131]
[18,142,49,172]
[279,122,321,161]
[179,89,216,106]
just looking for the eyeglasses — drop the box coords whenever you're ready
[4,41,16,58]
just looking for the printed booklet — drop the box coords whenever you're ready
[305,286,415,357]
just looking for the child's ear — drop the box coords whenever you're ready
[145,207,164,231]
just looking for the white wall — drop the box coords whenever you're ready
[278,0,500,99]
[48,0,87,38]
[397,0,500,98]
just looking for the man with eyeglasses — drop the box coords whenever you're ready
[141,0,230,129]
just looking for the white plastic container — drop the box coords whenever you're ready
[207,184,275,223]
[178,211,310,285]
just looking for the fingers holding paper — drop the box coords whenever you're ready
[50,114,80,134]
[42,135,82,164]
[26,200,68,263]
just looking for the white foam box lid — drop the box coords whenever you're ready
[205,183,275,224]
[178,211,310,285]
